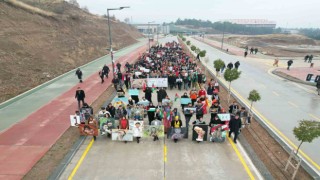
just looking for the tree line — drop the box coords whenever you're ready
[175,18,280,35]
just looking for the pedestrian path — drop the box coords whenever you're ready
[0,40,148,179]
[60,88,261,180]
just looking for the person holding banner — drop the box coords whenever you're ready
[147,102,156,125]
[88,116,98,141]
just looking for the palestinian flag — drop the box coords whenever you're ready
[174,93,179,102]
[152,84,155,92]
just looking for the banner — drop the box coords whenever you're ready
[129,89,139,96]
[147,78,168,87]
[112,129,133,141]
[132,79,146,88]
[217,113,231,121]
[180,98,191,105]
[143,125,164,138]
[78,124,99,136]
[70,115,80,126]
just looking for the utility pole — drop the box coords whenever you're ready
[221,22,225,50]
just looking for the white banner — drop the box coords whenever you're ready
[147,78,168,87]
[217,113,231,121]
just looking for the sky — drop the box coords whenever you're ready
[76,0,320,28]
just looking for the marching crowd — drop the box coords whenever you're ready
[75,40,251,144]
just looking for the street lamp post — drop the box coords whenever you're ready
[221,21,226,50]
[107,6,129,79]
[148,21,154,52]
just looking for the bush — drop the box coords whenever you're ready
[195,48,201,54]
[191,45,196,51]
[182,37,186,41]
[213,59,225,71]
[186,40,190,45]
[199,50,206,57]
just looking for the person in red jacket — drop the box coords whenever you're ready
[198,87,206,98]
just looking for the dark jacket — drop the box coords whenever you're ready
[75,90,85,100]
[207,86,214,95]
[76,69,82,78]
[157,89,167,102]
[106,106,116,117]
[229,117,242,132]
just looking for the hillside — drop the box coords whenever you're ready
[0,0,143,103]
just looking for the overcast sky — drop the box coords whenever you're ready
[76,0,319,28]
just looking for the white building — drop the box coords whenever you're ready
[132,24,170,35]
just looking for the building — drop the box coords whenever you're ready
[224,19,276,28]
[132,24,170,35]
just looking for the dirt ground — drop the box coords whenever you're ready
[208,34,320,57]
[179,38,313,179]
[0,1,142,103]
[23,85,116,180]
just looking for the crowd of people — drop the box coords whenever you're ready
[76,40,251,144]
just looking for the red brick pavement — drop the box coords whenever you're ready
[0,44,148,179]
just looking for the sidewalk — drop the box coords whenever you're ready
[0,41,148,179]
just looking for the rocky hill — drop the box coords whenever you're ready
[0,0,143,103]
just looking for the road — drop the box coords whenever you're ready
[187,37,320,174]
[60,37,261,180]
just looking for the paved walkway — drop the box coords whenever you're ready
[60,88,260,180]
[275,66,320,82]
[0,40,148,179]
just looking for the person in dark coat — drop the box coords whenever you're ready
[106,103,116,118]
[244,51,248,58]
[228,113,242,143]
[157,88,167,106]
[116,62,121,72]
[147,102,156,125]
[229,101,239,114]
[287,60,293,70]
[308,55,313,63]
[75,87,85,110]
[103,65,110,78]
[234,61,240,69]
[227,62,233,69]
[304,55,309,62]
[75,68,83,83]
[145,87,153,103]
[316,79,320,95]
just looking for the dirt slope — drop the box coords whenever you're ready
[209,34,320,57]
[0,1,143,103]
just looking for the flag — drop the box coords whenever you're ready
[174,93,179,102]
[152,84,155,92]
[142,82,146,92]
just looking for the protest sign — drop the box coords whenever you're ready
[180,98,192,105]
[147,78,168,87]
[78,124,99,136]
[217,113,231,121]
[129,89,139,96]
[70,115,80,126]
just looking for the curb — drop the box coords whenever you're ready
[272,70,317,87]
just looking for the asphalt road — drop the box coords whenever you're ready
[188,37,320,174]
[60,36,260,180]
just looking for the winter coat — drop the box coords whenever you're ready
[229,117,242,132]
[75,90,85,100]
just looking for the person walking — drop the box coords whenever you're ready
[287,60,293,70]
[103,64,110,79]
[228,113,242,144]
[116,62,121,72]
[75,68,83,83]
[227,62,233,69]
[234,61,240,70]
[244,51,248,58]
[196,53,200,61]
[75,87,85,110]
[304,55,309,62]
[316,79,320,95]
[273,58,279,67]
[308,55,313,63]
